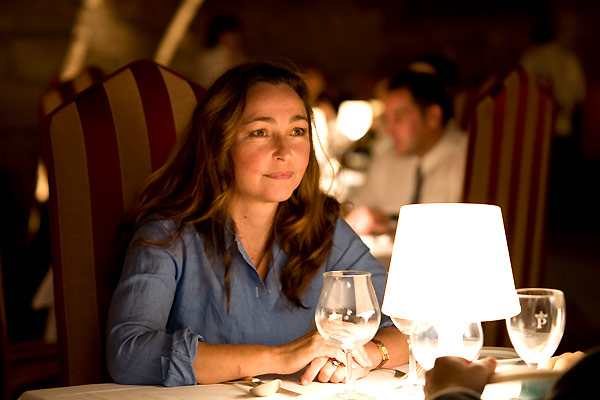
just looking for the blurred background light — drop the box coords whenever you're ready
[336,100,374,142]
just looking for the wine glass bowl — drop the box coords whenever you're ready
[315,307,380,351]
[315,271,381,400]
[506,288,566,369]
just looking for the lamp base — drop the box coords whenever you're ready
[412,321,484,370]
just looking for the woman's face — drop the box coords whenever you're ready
[230,82,310,208]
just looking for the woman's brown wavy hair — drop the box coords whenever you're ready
[129,59,340,310]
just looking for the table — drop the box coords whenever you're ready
[18,365,524,400]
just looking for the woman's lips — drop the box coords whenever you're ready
[265,171,293,179]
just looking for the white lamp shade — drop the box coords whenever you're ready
[382,203,520,323]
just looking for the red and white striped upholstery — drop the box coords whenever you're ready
[453,74,498,131]
[43,60,206,385]
[463,67,554,345]
[40,67,107,119]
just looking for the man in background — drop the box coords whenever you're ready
[193,14,246,87]
[345,71,467,235]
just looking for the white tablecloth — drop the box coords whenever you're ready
[19,365,522,400]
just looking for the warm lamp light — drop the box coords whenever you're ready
[312,106,341,196]
[312,106,330,163]
[382,203,521,363]
[336,100,373,141]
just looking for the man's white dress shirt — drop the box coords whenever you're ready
[350,123,468,216]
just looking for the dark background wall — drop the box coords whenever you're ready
[2,0,600,160]
[1,0,599,353]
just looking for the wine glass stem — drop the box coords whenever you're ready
[407,335,417,383]
[344,350,354,396]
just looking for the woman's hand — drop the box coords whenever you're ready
[302,344,373,385]
[192,330,374,384]
[275,330,370,385]
[304,357,346,384]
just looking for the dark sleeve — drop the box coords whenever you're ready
[430,390,482,400]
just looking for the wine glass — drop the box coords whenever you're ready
[390,318,423,397]
[315,271,381,400]
[506,288,566,369]
[411,321,484,371]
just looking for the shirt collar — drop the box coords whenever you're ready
[229,228,285,272]
[420,120,464,175]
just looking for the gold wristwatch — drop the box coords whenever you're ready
[371,338,390,369]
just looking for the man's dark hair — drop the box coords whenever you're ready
[205,14,242,48]
[387,71,453,125]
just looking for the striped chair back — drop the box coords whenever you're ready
[463,67,554,345]
[453,74,498,131]
[40,67,106,119]
[43,60,206,385]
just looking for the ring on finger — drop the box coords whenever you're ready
[331,359,340,367]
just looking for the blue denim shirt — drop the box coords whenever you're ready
[106,217,391,386]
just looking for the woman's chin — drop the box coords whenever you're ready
[263,190,297,204]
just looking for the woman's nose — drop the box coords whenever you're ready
[273,135,292,159]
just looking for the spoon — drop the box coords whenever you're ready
[228,377,282,397]
[248,378,282,397]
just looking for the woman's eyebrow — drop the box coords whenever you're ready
[241,115,308,125]
[290,115,309,123]
[240,116,275,126]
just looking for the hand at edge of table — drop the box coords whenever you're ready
[424,356,497,400]
[542,351,586,371]
[275,330,370,385]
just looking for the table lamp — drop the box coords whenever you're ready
[382,203,521,364]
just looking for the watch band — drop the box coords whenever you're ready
[371,338,390,369]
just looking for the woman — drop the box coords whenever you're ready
[106,60,408,386]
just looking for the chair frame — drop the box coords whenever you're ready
[42,59,205,385]
[463,66,555,346]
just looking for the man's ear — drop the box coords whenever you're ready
[424,104,443,129]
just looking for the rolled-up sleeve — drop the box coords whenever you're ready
[106,221,201,386]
